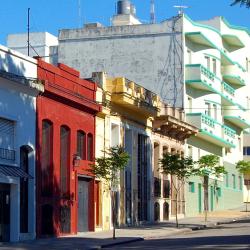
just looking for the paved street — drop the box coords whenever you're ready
[106,219,250,250]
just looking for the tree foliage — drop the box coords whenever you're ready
[236,160,250,174]
[194,155,226,177]
[159,153,195,227]
[195,154,226,222]
[231,0,250,8]
[160,153,195,179]
[90,145,130,239]
[90,145,130,188]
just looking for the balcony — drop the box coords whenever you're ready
[185,64,220,93]
[222,34,245,50]
[186,113,236,148]
[221,81,236,105]
[108,78,160,117]
[185,32,216,49]
[221,64,245,87]
[223,106,250,129]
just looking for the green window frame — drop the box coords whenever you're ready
[239,176,243,190]
[232,174,236,189]
[189,182,195,193]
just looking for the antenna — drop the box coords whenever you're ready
[173,5,189,15]
[150,0,155,24]
[27,8,30,56]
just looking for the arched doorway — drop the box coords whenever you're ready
[154,202,160,221]
[163,202,169,220]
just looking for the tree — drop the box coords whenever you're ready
[159,153,195,227]
[90,146,130,239]
[195,155,226,222]
[231,0,250,8]
[236,160,250,212]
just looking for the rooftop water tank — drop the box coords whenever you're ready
[117,0,131,15]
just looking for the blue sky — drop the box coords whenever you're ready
[0,0,249,45]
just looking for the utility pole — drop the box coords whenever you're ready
[150,0,155,24]
[27,8,30,56]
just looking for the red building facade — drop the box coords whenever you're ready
[36,59,101,237]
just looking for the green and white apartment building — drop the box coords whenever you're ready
[10,1,250,217]
[184,16,250,215]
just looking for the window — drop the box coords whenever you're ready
[188,145,192,158]
[41,120,53,197]
[77,130,86,160]
[243,147,250,155]
[225,173,229,187]
[163,179,170,198]
[154,177,161,197]
[188,97,192,112]
[87,133,93,161]
[205,102,211,116]
[232,174,236,189]
[205,56,210,70]
[239,176,243,190]
[188,182,195,193]
[187,49,192,64]
[0,117,15,161]
[216,187,222,197]
[238,138,242,151]
[213,104,217,120]
[60,126,70,195]
[212,58,216,75]
[246,57,249,72]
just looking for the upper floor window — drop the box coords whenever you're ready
[41,120,53,197]
[77,130,86,160]
[0,117,15,161]
[243,146,250,155]
[212,58,216,75]
[187,49,192,64]
[187,97,192,112]
[60,126,70,195]
[205,102,211,116]
[213,104,217,120]
[205,56,210,70]
[87,133,93,161]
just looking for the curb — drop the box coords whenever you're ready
[89,237,144,249]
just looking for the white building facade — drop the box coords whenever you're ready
[0,45,43,242]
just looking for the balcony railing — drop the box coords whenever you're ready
[186,113,236,148]
[185,64,221,93]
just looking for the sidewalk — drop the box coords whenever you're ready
[1,206,250,250]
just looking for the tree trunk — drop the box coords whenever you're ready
[111,191,117,239]
[175,191,179,228]
[203,176,209,223]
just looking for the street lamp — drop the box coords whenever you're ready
[73,154,81,168]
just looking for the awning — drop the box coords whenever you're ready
[0,165,33,179]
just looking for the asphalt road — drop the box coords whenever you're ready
[106,219,250,250]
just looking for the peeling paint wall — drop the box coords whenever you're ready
[58,16,184,107]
